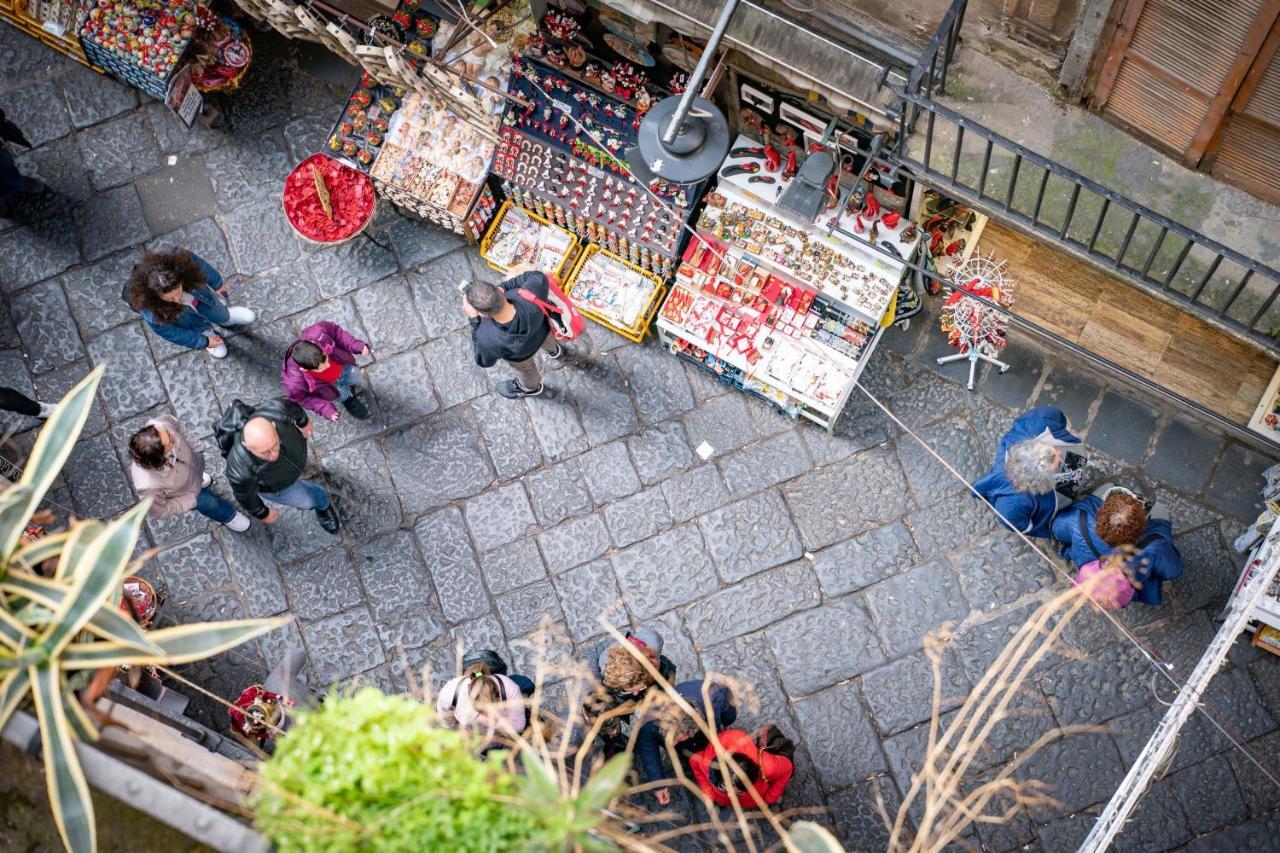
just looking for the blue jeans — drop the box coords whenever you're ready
[195,297,230,326]
[261,479,330,511]
[194,488,237,524]
[333,364,361,402]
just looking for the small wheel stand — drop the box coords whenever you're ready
[937,344,1010,390]
[937,252,1016,391]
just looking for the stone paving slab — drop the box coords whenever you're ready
[5,29,1278,849]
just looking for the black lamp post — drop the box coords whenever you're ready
[626,0,738,184]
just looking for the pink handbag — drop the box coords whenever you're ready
[1073,560,1134,610]
[517,273,585,342]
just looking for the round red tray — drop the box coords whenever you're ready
[282,154,376,245]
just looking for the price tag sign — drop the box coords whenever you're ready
[165,66,204,129]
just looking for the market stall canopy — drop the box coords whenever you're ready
[595,0,912,125]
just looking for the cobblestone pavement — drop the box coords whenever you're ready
[4,26,1280,851]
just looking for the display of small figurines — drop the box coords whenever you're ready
[542,10,581,42]
[697,193,898,319]
[667,72,689,95]
[329,75,400,173]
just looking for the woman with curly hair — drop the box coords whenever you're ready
[124,249,255,358]
[583,627,675,761]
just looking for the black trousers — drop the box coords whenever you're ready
[0,386,40,417]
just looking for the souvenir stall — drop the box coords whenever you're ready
[491,54,701,279]
[655,138,920,429]
[24,0,256,121]
[312,0,533,237]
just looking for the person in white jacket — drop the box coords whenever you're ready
[436,663,527,737]
[127,414,250,531]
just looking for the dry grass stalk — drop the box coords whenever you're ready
[890,581,1108,852]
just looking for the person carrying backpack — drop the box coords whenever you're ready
[463,262,587,400]
[212,398,339,534]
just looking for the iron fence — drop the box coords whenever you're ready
[893,92,1280,351]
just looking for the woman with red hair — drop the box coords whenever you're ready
[690,725,795,808]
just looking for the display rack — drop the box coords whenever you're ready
[368,93,496,236]
[480,200,579,279]
[78,0,197,101]
[655,134,917,429]
[564,244,666,342]
[495,56,703,276]
[656,235,884,430]
[0,0,91,66]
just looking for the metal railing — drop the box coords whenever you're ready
[892,92,1280,352]
[884,0,1280,352]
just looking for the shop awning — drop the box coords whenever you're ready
[596,0,912,125]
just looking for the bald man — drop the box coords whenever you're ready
[214,398,339,534]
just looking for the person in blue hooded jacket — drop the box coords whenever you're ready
[124,249,255,359]
[1053,487,1183,606]
[634,679,737,806]
[973,406,1084,537]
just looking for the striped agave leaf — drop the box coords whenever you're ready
[8,529,71,573]
[0,368,103,560]
[0,606,34,652]
[52,520,105,583]
[61,687,99,743]
[42,504,148,657]
[0,666,30,733]
[2,566,161,655]
[60,616,289,670]
[30,663,95,853]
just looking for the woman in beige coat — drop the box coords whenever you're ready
[127,415,249,531]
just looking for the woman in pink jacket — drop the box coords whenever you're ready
[280,321,371,421]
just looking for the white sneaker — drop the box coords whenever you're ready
[202,472,212,488]
[207,342,228,359]
[225,512,251,532]
[226,306,256,325]
[36,402,56,419]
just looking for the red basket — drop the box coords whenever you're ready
[282,154,377,245]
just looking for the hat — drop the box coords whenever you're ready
[628,627,663,656]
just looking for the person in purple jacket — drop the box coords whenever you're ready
[281,321,371,421]
[973,406,1087,538]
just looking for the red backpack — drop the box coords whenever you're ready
[517,273,585,342]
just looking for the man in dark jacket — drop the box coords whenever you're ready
[214,399,339,534]
[464,263,565,399]
[634,679,737,806]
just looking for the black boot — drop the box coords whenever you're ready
[342,390,370,420]
[315,504,340,534]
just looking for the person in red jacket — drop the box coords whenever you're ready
[689,725,795,808]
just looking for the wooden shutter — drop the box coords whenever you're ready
[1091,0,1280,164]
[1205,19,1280,204]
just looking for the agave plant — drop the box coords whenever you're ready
[0,366,285,853]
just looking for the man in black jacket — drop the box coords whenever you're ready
[213,398,339,534]
[465,263,565,400]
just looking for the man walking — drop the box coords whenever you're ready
[464,263,567,399]
[128,415,251,532]
[214,398,339,534]
[282,321,371,421]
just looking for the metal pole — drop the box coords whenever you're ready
[661,0,740,146]
[1080,530,1280,851]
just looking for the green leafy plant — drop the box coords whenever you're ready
[256,686,632,851]
[0,367,284,853]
